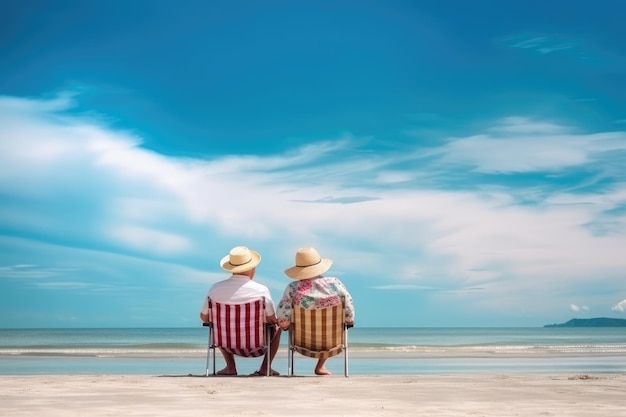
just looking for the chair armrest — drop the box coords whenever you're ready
[202,322,212,327]
[345,323,354,329]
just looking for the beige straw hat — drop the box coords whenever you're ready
[220,246,261,273]
[284,247,333,280]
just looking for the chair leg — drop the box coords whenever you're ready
[211,348,216,376]
[210,327,216,376]
[344,326,349,378]
[205,326,211,377]
[287,345,291,376]
[265,324,271,377]
[287,328,292,376]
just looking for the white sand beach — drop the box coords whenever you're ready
[1,374,625,416]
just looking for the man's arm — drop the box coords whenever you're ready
[200,290,211,322]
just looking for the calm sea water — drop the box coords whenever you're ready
[1,327,625,375]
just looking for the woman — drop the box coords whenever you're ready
[276,246,355,375]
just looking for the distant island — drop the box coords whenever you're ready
[544,317,626,328]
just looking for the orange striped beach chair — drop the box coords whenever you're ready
[288,302,351,377]
[203,298,272,376]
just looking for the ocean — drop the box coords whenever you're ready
[1,327,625,376]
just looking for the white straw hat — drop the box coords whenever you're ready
[220,246,261,273]
[284,247,333,280]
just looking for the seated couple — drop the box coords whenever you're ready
[199,245,355,376]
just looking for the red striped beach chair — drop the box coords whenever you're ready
[203,298,272,376]
[287,302,351,377]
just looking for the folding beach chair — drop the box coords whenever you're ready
[203,297,273,376]
[287,302,351,377]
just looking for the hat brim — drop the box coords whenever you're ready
[284,258,333,280]
[220,250,261,273]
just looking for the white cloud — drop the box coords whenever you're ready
[570,304,590,313]
[0,264,76,279]
[612,299,626,312]
[374,171,415,184]
[439,117,626,173]
[490,117,569,134]
[502,35,578,57]
[371,284,436,291]
[1,93,626,325]
[537,43,575,54]
[509,37,546,50]
[107,225,192,255]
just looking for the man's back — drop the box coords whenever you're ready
[207,275,276,316]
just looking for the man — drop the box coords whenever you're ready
[200,245,281,376]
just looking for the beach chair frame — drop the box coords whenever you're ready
[287,301,351,377]
[203,297,272,376]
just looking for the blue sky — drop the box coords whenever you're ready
[1,0,626,328]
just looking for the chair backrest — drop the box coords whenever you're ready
[209,298,267,357]
[291,303,345,358]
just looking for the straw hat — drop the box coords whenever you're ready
[220,246,261,273]
[284,247,333,280]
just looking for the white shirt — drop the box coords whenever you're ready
[200,275,276,317]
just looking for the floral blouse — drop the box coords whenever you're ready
[276,276,355,328]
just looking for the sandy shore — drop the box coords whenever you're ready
[1,374,625,416]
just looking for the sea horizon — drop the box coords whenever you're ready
[1,326,625,376]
